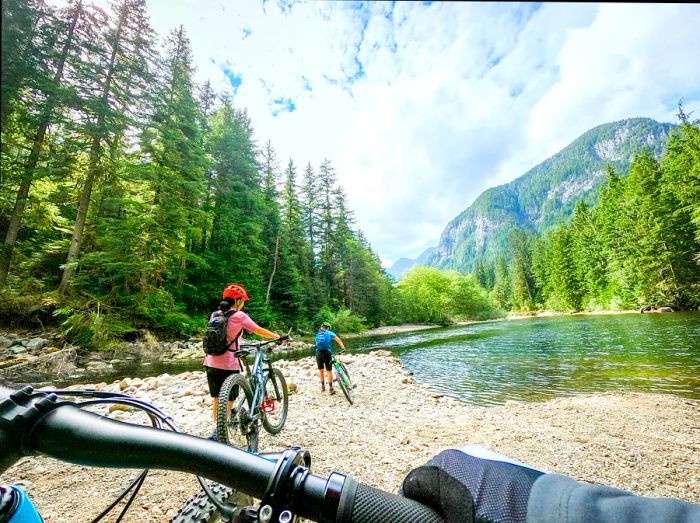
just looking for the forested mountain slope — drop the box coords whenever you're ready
[429,118,674,271]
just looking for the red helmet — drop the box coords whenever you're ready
[222,283,249,301]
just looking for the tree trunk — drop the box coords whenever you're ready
[0,4,81,287]
[58,3,124,295]
[265,235,280,305]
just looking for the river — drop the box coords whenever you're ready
[346,312,700,405]
[41,312,700,406]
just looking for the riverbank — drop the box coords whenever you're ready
[2,351,698,522]
[348,310,643,336]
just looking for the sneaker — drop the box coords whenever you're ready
[320,382,326,392]
[329,387,336,395]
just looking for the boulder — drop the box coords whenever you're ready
[26,338,47,351]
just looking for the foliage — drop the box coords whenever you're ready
[329,307,366,333]
[477,112,700,312]
[0,0,410,345]
[397,266,502,323]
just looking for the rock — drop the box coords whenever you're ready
[401,436,411,445]
[108,403,131,413]
[131,378,144,388]
[10,346,28,355]
[119,378,131,391]
[0,336,13,350]
[288,383,298,393]
[156,374,173,388]
[372,350,393,357]
[26,338,47,351]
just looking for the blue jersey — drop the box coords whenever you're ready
[314,329,336,352]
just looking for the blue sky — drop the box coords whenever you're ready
[55,1,700,266]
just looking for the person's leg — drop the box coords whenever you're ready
[206,368,237,438]
[325,358,335,394]
[316,352,326,391]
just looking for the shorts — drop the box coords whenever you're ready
[205,366,240,398]
[316,350,332,371]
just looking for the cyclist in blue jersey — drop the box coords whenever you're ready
[314,322,345,394]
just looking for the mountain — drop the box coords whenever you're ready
[387,246,435,280]
[428,117,675,272]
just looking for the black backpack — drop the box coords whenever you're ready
[203,310,242,356]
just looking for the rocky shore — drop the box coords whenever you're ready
[1,351,699,522]
[0,330,311,386]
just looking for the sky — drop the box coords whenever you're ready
[56,1,700,267]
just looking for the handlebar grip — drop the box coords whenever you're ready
[337,477,444,523]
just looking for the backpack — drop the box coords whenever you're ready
[203,310,242,356]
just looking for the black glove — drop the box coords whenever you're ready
[278,334,289,341]
[401,447,544,523]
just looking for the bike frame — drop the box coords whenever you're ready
[236,342,282,420]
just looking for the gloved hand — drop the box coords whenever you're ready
[401,446,545,523]
[278,334,290,341]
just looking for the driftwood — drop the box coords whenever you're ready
[0,348,77,384]
[639,305,674,313]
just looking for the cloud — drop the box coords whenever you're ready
[69,0,700,265]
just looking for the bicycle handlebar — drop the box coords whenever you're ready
[0,385,442,522]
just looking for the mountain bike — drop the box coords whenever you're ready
[0,385,443,523]
[216,339,289,452]
[331,352,354,405]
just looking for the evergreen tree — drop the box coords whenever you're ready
[0,1,89,286]
[140,25,207,299]
[58,0,156,295]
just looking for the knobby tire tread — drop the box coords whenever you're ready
[260,367,289,435]
[216,373,257,452]
[336,360,354,405]
[169,483,253,523]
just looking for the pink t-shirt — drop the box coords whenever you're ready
[203,310,260,370]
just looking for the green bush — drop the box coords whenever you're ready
[397,266,503,323]
[331,307,366,333]
[54,306,133,350]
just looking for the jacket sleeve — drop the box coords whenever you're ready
[527,473,700,523]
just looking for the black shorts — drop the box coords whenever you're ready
[316,350,332,371]
[205,366,240,398]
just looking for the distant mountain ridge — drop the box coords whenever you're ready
[428,117,675,272]
[387,246,435,280]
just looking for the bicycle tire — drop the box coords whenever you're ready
[170,482,254,523]
[335,360,353,405]
[216,373,258,453]
[260,367,289,435]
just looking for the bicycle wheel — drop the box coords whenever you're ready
[170,482,254,523]
[334,360,353,405]
[216,373,258,453]
[260,367,288,434]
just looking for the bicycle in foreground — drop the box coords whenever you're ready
[2,385,699,523]
[330,352,354,405]
[217,338,289,452]
[0,385,443,523]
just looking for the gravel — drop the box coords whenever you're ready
[2,350,698,522]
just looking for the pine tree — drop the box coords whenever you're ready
[138,25,207,299]
[58,0,156,295]
[317,158,337,300]
[0,1,87,286]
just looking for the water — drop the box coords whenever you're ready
[344,312,700,406]
[42,312,700,407]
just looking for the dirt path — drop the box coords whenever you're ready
[2,351,699,522]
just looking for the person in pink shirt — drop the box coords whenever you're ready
[204,283,284,440]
